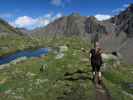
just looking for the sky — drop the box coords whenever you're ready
[0,0,132,30]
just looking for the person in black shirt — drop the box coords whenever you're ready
[90,42,103,83]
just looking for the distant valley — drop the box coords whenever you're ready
[0,4,133,64]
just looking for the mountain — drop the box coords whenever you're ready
[100,4,133,64]
[110,3,133,37]
[32,13,87,36]
[32,4,133,38]
[16,28,32,35]
[31,4,133,64]
[0,18,23,36]
[32,13,115,38]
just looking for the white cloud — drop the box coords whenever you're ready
[36,18,50,27]
[55,13,62,18]
[52,13,62,21]
[44,13,52,18]
[123,4,129,8]
[51,0,72,7]
[95,14,112,21]
[112,3,129,13]
[51,0,62,6]
[112,8,125,13]
[10,13,63,30]
[14,16,36,27]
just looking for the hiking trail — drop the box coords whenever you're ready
[57,69,112,100]
[95,80,112,100]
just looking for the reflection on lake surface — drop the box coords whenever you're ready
[0,48,49,65]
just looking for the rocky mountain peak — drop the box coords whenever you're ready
[127,3,133,12]
[70,12,81,17]
[87,16,97,21]
[110,3,133,37]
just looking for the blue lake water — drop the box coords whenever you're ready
[0,48,49,65]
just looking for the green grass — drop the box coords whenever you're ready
[0,35,42,56]
[103,65,133,100]
[0,36,95,100]
[0,35,133,100]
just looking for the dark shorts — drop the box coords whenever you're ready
[91,64,101,72]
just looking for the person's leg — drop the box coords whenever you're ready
[40,65,44,72]
[97,66,102,84]
[98,71,102,80]
[92,71,95,81]
[92,65,95,81]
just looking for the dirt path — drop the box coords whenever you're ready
[95,81,112,100]
[57,69,112,100]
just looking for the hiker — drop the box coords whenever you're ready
[40,64,44,72]
[90,42,103,84]
[40,63,48,73]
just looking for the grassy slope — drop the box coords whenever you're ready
[103,63,133,100]
[0,35,44,56]
[0,36,132,100]
[0,19,23,35]
[0,37,95,100]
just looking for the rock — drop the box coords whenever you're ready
[0,78,7,84]
[0,64,10,70]
[59,45,68,52]
[10,56,27,65]
[110,4,133,37]
[128,83,133,89]
[122,91,133,99]
[101,53,117,61]
[31,13,110,37]
[26,72,36,77]
[55,53,64,59]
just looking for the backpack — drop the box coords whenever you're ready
[90,49,103,66]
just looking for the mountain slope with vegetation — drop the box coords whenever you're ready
[0,18,23,36]
[0,37,132,100]
[32,13,113,38]
[110,4,133,37]
[30,4,133,64]
[0,2,132,100]
[101,3,133,64]
[0,18,47,56]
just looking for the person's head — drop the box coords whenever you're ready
[95,42,101,51]
[95,42,100,49]
[97,48,102,53]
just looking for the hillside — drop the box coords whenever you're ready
[32,13,114,38]
[0,4,132,65]
[31,4,133,64]
[0,18,23,36]
[100,4,133,64]
[0,19,43,57]
[0,37,132,100]
[0,2,132,100]
[110,3,133,37]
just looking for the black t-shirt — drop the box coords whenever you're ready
[90,49,96,59]
[90,48,103,66]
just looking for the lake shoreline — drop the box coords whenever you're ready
[0,45,48,58]
[0,46,49,65]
